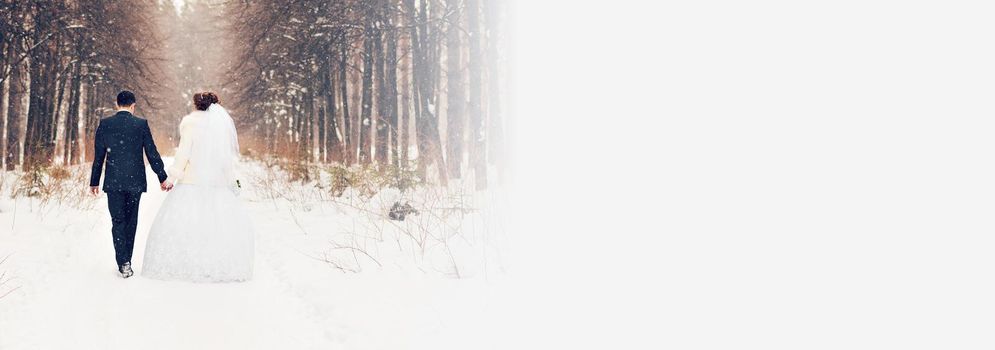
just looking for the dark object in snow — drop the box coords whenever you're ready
[119,262,134,279]
[388,201,418,221]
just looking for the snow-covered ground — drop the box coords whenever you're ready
[0,158,509,349]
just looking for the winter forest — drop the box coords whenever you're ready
[0,1,511,348]
[0,0,506,188]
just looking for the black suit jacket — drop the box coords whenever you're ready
[89,111,168,192]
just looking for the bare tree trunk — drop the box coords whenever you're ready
[466,0,487,189]
[484,0,503,169]
[83,78,97,163]
[0,35,7,170]
[0,39,8,170]
[64,59,81,165]
[445,1,465,179]
[52,65,67,164]
[305,89,315,162]
[319,57,342,161]
[373,15,388,166]
[24,35,57,170]
[399,43,412,169]
[77,81,87,162]
[317,61,327,163]
[384,0,400,168]
[6,53,25,170]
[359,27,375,165]
[0,74,6,170]
[265,114,276,155]
[339,42,352,164]
[324,56,341,162]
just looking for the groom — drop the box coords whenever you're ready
[89,90,173,278]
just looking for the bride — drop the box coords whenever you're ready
[142,92,254,282]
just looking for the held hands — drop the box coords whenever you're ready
[91,183,174,193]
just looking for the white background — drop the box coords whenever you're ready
[508,1,995,348]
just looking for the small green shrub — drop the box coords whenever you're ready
[321,164,422,198]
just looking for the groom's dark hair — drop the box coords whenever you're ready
[116,90,136,107]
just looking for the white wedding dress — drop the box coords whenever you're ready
[142,104,254,282]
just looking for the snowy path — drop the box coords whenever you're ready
[0,162,500,349]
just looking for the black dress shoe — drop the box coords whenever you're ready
[119,262,134,279]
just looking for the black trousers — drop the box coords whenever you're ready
[106,191,142,267]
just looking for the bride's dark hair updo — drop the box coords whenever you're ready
[193,92,220,111]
